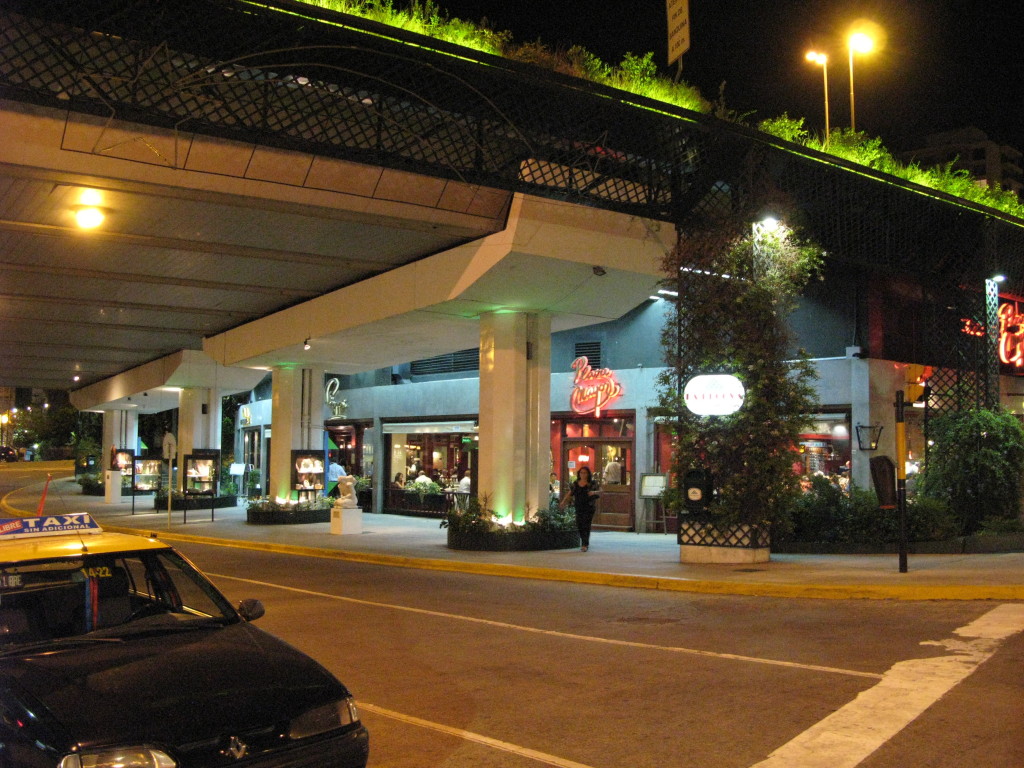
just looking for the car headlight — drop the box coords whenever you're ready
[288,697,360,739]
[58,748,176,768]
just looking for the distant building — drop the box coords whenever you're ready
[902,127,1023,198]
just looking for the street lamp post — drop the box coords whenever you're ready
[848,31,874,132]
[805,51,830,144]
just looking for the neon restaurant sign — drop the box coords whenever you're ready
[999,302,1024,370]
[569,357,623,417]
[961,301,1024,372]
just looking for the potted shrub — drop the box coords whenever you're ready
[656,185,823,563]
[354,475,373,511]
[393,479,446,516]
[76,472,104,496]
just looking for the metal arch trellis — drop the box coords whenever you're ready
[2,0,1024,417]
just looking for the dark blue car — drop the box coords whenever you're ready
[0,514,369,768]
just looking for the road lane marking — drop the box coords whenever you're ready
[359,702,597,768]
[212,573,882,679]
[748,603,1024,768]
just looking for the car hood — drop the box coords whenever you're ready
[0,621,350,750]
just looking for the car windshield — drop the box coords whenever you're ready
[0,548,237,647]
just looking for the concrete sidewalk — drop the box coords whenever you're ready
[4,465,1024,601]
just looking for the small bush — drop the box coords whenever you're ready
[977,515,1024,536]
[781,477,959,546]
[918,408,1024,534]
[907,495,959,541]
[76,473,104,494]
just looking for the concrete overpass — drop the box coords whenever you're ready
[4,0,1024,513]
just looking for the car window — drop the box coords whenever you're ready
[0,548,236,645]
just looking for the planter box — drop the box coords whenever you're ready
[678,520,771,564]
[384,489,447,518]
[447,527,580,552]
[246,505,331,525]
[357,488,372,512]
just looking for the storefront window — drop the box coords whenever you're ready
[797,413,852,477]
[386,430,476,489]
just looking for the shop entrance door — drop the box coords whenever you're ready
[562,441,634,530]
[241,427,263,498]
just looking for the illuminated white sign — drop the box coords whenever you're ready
[683,374,745,416]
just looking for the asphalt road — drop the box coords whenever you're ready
[0,462,59,511]
[173,540,1024,768]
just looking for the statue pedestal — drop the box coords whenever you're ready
[330,502,362,535]
[104,470,122,503]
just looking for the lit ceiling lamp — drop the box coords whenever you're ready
[74,206,105,229]
[303,338,311,350]
[74,189,106,229]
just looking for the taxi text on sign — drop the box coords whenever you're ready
[666,0,690,64]
[0,513,103,538]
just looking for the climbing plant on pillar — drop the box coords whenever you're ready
[656,164,825,546]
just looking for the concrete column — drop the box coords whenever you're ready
[478,312,551,520]
[371,416,385,514]
[268,366,325,502]
[849,349,873,490]
[850,348,904,490]
[102,410,139,456]
[175,387,219,491]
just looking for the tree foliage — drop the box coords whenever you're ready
[657,172,823,529]
[918,408,1024,534]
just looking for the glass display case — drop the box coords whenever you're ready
[133,458,163,494]
[291,450,325,501]
[184,450,220,496]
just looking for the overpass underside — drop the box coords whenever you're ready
[4,0,1024,411]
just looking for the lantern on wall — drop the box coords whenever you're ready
[855,424,883,451]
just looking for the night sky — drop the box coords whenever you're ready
[433,0,1024,153]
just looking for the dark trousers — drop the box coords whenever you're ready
[576,509,595,546]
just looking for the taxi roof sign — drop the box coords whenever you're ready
[0,514,103,539]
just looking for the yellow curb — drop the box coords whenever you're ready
[101,525,1024,602]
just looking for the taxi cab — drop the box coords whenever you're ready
[0,513,369,768]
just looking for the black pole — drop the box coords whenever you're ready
[895,390,908,573]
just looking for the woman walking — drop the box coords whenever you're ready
[560,466,600,551]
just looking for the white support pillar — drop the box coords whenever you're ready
[478,312,551,520]
[101,410,139,457]
[175,387,219,491]
[269,366,325,502]
[850,348,903,490]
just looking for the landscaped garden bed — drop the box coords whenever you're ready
[245,497,332,525]
[441,498,579,551]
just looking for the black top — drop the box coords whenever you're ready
[569,480,599,516]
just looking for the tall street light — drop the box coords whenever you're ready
[805,51,829,144]
[848,31,874,132]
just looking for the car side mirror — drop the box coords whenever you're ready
[237,598,265,622]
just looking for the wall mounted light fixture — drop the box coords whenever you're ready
[855,423,883,451]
